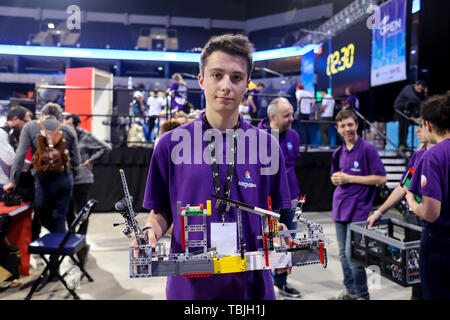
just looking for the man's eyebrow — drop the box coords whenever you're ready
[208,68,244,75]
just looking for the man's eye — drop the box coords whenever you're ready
[212,73,222,79]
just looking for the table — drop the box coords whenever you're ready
[0,202,32,276]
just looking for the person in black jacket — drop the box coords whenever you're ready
[394,80,428,150]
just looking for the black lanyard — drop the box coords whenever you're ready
[203,113,240,221]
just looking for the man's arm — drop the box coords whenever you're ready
[339,173,387,185]
[9,123,32,185]
[248,95,257,113]
[0,132,15,166]
[142,210,171,248]
[405,191,440,223]
[85,133,112,164]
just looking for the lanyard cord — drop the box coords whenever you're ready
[203,113,240,222]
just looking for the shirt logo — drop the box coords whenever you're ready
[421,175,427,188]
[287,142,293,151]
[351,160,361,172]
[239,170,257,189]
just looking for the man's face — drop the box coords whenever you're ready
[414,84,424,94]
[420,119,435,144]
[198,50,249,115]
[13,113,31,133]
[336,117,358,143]
[272,101,294,133]
[416,122,428,144]
[256,85,264,92]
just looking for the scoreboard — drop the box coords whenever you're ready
[317,19,371,97]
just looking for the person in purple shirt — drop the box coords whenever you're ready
[343,87,359,111]
[257,97,301,298]
[404,92,450,300]
[368,120,434,300]
[169,73,188,113]
[136,34,292,300]
[329,109,387,300]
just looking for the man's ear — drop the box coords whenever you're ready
[198,73,204,90]
[425,120,433,133]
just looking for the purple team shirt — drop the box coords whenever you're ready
[409,139,450,227]
[257,118,301,199]
[143,113,291,300]
[331,137,386,222]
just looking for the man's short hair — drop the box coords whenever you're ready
[267,97,289,117]
[335,109,358,124]
[7,106,29,121]
[257,82,265,88]
[41,102,63,119]
[65,113,81,127]
[416,80,427,88]
[346,86,354,94]
[420,92,450,134]
[200,33,253,79]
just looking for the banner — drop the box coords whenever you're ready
[371,0,407,87]
[301,49,315,93]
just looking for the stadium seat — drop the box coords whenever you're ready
[25,199,97,300]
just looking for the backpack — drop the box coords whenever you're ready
[32,121,70,175]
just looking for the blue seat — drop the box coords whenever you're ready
[29,233,86,255]
[25,199,97,300]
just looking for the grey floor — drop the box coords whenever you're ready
[0,209,412,300]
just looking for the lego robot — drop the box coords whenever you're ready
[114,169,330,278]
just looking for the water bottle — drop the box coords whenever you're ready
[127,77,133,89]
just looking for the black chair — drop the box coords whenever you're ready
[25,199,97,300]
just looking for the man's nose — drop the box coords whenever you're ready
[220,75,232,92]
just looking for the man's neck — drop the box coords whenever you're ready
[205,108,239,132]
[436,132,450,144]
[345,135,359,150]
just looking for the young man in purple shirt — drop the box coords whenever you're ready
[329,109,387,300]
[257,97,301,298]
[404,92,450,300]
[138,34,292,300]
[368,120,434,300]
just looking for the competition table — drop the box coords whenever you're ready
[0,202,32,276]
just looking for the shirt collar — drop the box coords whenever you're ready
[344,136,362,153]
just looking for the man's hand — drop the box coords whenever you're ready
[272,222,293,275]
[129,226,158,251]
[80,160,93,170]
[331,172,352,186]
[403,186,419,212]
[367,212,381,228]
[3,182,16,193]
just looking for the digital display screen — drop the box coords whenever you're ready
[316,19,371,96]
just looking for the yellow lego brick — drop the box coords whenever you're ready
[274,220,279,235]
[214,256,248,274]
[206,200,212,216]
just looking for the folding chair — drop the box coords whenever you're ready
[25,199,97,300]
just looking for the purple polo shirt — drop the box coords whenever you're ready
[409,139,450,227]
[331,137,386,222]
[143,113,291,300]
[257,118,301,199]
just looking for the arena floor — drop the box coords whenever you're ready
[0,209,411,300]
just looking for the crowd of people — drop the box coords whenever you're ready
[1,103,111,272]
[1,32,448,301]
